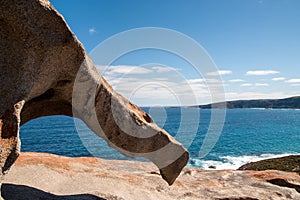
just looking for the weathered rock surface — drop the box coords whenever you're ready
[0,0,189,195]
[3,152,300,200]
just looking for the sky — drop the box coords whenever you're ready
[51,0,300,106]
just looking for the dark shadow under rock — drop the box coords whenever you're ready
[267,178,300,193]
[1,183,105,200]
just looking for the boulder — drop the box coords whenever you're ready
[0,0,189,197]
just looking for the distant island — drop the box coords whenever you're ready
[196,96,300,109]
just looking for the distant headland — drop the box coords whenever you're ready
[196,96,300,109]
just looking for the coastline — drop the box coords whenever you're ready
[190,152,300,170]
[2,152,300,200]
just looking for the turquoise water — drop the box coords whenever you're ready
[20,108,300,169]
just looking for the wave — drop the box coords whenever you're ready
[189,153,300,170]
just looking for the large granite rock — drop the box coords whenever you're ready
[3,152,300,200]
[0,0,189,197]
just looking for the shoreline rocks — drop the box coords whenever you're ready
[239,155,300,174]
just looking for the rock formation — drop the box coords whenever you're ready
[3,152,300,200]
[0,0,189,197]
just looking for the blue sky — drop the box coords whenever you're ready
[52,0,300,106]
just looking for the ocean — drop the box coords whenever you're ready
[20,108,300,170]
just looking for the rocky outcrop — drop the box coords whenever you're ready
[0,0,189,196]
[239,155,300,174]
[3,153,300,200]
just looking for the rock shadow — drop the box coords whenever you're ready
[1,183,106,200]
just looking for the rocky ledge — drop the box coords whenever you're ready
[2,153,300,200]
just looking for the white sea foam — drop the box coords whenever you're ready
[249,108,267,110]
[189,153,300,170]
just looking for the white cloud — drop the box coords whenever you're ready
[89,28,97,35]
[241,83,269,87]
[229,79,245,83]
[246,70,279,76]
[255,83,269,87]
[272,77,286,81]
[225,92,288,101]
[291,84,300,87]
[206,78,223,83]
[187,78,205,84]
[286,79,300,83]
[153,78,169,81]
[100,65,152,76]
[207,70,232,76]
[152,66,175,73]
[241,83,253,87]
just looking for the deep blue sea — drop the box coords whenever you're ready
[20,108,300,170]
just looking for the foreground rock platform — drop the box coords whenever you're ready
[2,153,300,200]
